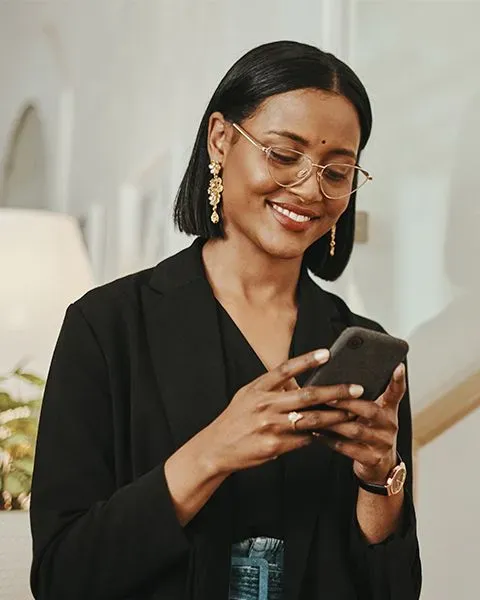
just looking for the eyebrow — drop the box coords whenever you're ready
[328,148,358,161]
[267,129,310,146]
[266,129,358,161]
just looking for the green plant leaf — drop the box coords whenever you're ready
[11,458,34,476]
[4,471,30,496]
[4,473,23,496]
[27,399,43,414]
[6,418,38,435]
[0,404,32,415]
[0,392,19,411]
[14,371,45,387]
[2,433,30,448]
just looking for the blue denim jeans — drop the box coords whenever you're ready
[229,537,284,600]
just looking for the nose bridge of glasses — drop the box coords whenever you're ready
[286,151,315,183]
[300,158,327,190]
[301,158,345,185]
[293,160,324,199]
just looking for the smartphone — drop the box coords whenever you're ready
[304,326,409,401]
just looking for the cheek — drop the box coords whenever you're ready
[325,198,351,221]
[222,151,278,205]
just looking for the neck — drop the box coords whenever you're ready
[202,234,303,308]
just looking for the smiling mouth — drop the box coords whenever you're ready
[268,202,318,223]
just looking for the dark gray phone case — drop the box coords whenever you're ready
[304,326,409,400]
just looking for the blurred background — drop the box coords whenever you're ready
[0,1,478,598]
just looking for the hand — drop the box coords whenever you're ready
[205,349,365,475]
[317,363,407,484]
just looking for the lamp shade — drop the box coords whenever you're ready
[0,208,94,375]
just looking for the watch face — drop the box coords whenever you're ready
[390,465,407,495]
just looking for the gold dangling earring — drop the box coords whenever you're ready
[208,160,223,224]
[329,224,336,257]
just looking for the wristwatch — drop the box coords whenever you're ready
[355,454,407,496]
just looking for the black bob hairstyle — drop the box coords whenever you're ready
[173,40,372,281]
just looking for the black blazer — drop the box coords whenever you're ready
[30,238,421,600]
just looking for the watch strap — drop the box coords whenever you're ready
[355,453,405,496]
[356,476,389,496]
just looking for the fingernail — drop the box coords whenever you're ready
[313,349,329,363]
[327,399,337,405]
[394,364,405,381]
[349,384,364,398]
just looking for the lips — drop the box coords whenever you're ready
[267,201,320,232]
[270,203,312,223]
[269,201,320,219]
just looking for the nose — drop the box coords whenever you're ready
[293,171,324,205]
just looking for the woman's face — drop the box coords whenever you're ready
[207,88,362,261]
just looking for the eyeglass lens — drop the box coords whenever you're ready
[266,146,368,198]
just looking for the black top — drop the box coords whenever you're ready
[30,239,421,600]
[215,268,340,542]
[216,301,288,541]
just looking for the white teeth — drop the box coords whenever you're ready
[270,203,311,223]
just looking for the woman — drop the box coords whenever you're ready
[30,41,421,600]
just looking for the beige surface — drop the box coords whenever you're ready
[413,370,480,448]
[0,512,33,600]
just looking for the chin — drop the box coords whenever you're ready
[227,211,325,261]
[256,232,313,262]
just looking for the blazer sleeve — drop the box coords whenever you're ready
[348,368,422,600]
[30,303,191,600]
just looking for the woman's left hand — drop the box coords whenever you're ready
[320,363,407,484]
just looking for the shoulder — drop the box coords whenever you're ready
[71,241,196,321]
[66,240,200,340]
[310,276,387,334]
[344,304,387,334]
[71,267,154,325]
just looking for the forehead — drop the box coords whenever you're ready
[248,88,361,150]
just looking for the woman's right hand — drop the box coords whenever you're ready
[205,348,364,476]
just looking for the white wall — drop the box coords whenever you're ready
[348,2,480,599]
[0,2,350,598]
[0,0,349,281]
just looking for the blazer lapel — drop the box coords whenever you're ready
[141,238,233,598]
[141,238,229,450]
[284,273,349,600]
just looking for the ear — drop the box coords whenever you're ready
[207,112,233,165]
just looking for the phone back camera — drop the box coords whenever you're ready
[347,336,364,350]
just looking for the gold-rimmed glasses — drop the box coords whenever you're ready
[232,122,372,200]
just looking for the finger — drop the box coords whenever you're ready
[323,421,392,449]
[265,433,314,458]
[317,436,380,466]
[275,383,364,412]
[279,377,300,392]
[289,408,352,432]
[253,349,329,391]
[324,399,382,422]
[284,432,314,451]
[378,363,406,408]
[254,433,313,465]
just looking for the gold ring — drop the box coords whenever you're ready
[288,411,304,431]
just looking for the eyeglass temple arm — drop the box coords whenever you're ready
[232,123,268,153]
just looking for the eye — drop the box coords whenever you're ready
[323,165,354,183]
[269,147,303,166]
